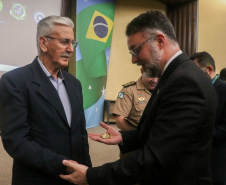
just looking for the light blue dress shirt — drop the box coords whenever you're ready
[37,58,72,126]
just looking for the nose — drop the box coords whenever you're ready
[131,55,138,64]
[66,43,74,53]
[152,78,158,83]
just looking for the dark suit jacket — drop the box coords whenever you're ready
[211,77,226,182]
[0,57,91,185]
[86,53,217,185]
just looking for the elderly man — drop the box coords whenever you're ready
[0,16,91,185]
[60,11,217,185]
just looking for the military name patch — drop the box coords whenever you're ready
[138,101,147,104]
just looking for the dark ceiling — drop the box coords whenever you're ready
[156,0,195,5]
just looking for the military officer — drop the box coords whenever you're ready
[113,70,158,131]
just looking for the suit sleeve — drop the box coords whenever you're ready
[213,83,226,143]
[81,118,92,167]
[79,84,92,167]
[0,74,69,177]
[213,109,226,143]
[118,130,140,154]
[86,74,216,185]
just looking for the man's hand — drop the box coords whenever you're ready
[66,160,78,174]
[60,160,88,185]
[88,122,123,145]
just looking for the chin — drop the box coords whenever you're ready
[60,58,69,64]
[58,63,68,70]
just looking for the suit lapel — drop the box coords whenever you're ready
[63,74,85,130]
[157,52,190,90]
[31,58,68,126]
[139,53,190,127]
[63,76,78,128]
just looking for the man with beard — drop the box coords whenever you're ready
[0,16,91,185]
[191,51,226,185]
[60,10,217,185]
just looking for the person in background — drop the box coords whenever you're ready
[191,51,226,185]
[113,69,157,164]
[220,68,226,82]
[113,68,158,131]
[0,15,91,185]
[60,10,217,185]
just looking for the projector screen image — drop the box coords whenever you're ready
[0,0,62,74]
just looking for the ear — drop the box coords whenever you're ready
[39,36,48,53]
[155,33,165,49]
[206,65,214,75]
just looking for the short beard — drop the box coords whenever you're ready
[144,63,160,78]
[143,44,161,78]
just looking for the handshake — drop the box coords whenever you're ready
[60,160,89,185]
[60,122,123,184]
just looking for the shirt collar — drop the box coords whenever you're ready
[212,74,219,84]
[37,57,65,80]
[162,50,183,75]
[136,76,145,90]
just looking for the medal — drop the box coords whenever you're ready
[138,97,145,101]
[101,132,111,139]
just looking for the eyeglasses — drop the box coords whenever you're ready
[129,37,154,57]
[44,36,78,49]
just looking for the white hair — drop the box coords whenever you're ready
[36,15,74,55]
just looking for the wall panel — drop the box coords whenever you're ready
[167,0,197,56]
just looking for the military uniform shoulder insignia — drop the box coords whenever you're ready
[122,81,136,88]
[118,92,125,99]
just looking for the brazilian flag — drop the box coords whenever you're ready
[76,3,115,109]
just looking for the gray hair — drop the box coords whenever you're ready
[36,15,74,55]
[126,10,178,46]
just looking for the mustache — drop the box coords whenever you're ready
[61,53,71,57]
[136,59,144,66]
